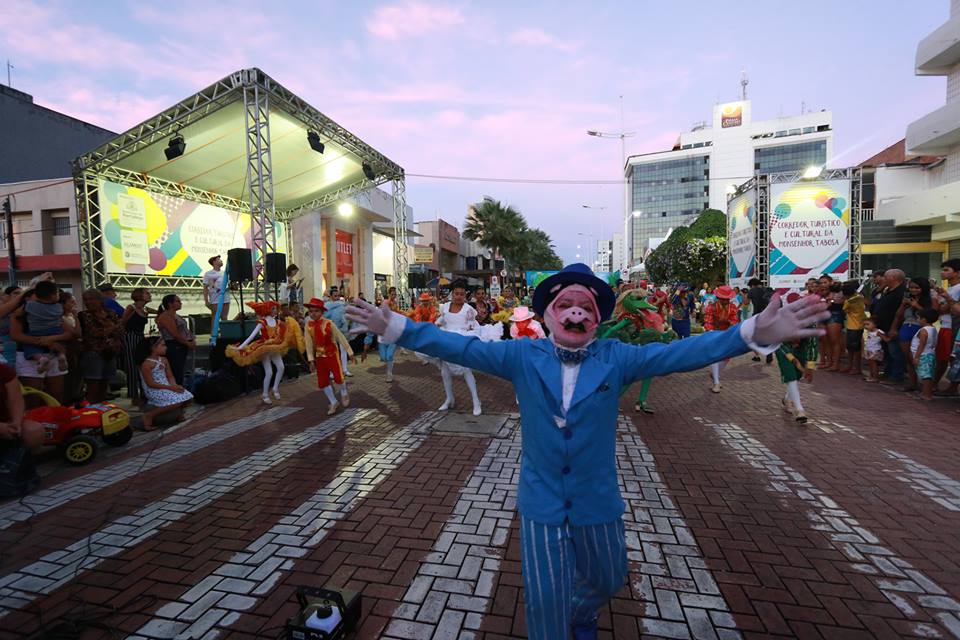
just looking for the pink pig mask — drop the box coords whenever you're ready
[543,284,601,349]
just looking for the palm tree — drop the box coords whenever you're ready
[464,199,526,266]
[512,228,563,271]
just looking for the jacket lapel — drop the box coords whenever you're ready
[528,340,563,410]
[569,343,614,410]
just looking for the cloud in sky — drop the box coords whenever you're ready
[366,1,465,39]
[508,27,581,53]
[0,0,946,262]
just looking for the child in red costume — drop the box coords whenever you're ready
[509,306,545,340]
[304,298,355,415]
[704,285,740,393]
[408,292,438,366]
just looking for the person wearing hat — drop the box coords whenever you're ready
[97,283,125,318]
[203,255,230,321]
[670,282,696,339]
[347,262,827,640]
[304,298,354,415]
[509,306,545,340]
[227,300,304,405]
[704,284,740,393]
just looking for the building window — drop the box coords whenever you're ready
[52,217,71,236]
[754,140,827,175]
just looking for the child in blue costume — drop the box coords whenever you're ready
[347,264,827,640]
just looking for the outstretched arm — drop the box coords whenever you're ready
[347,300,515,380]
[237,323,262,349]
[617,294,828,385]
[331,324,354,357]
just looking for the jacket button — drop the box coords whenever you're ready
[563,430,572,440]
[564,500,572,509]
[562,466,570,475]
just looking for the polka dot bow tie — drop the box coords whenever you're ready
[555,347,589,364]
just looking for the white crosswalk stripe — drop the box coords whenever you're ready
[386,419,521,640]
[0,408,369,617]
[886,450,960,512]
[701,417,960,639]
[617,416,740,640]
[0,406,301,530]
[130,411,442,640]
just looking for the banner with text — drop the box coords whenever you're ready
[726,189,756,287]
[97,179,286,277]
[335,229,354,275]
[769,179,850,289]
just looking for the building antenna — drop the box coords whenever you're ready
[739,69,748,101]
[5,60,12,87]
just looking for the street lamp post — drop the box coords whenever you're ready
[587,95,635,275]
[581,205,607,272]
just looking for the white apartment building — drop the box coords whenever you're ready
[624,99,833,263]
[593,239,612,272]
[878,0,960,255]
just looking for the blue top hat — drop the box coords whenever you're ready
[531,263,616,321]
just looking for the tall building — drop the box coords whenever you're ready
[624,99,833,263]
[593,239,612,272]
[876,0,960,257]
[611,232,626,273]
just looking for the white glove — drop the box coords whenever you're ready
[753,293,829,346]
[345,299,394,336]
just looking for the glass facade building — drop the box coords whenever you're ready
[628,154,710,261]
[754,140,827,174]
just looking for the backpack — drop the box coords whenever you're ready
[0,441,40,499]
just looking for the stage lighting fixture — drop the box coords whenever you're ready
[164,135,186,161]
[307,131,325,154]
[338,202,354,217]
[803,165,823,179]
[362,162,376,180]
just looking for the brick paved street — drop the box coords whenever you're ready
[1,349,959,640]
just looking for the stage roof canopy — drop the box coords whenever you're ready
[75,68,404,219]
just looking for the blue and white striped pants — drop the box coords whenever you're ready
[520,516,628,640]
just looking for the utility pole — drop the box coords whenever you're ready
[2,197,16,286]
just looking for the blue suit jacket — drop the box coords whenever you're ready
[395,320,750,525]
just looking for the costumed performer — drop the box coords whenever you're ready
[775,293,816,422]
[704,285,740,393]
[669,283,696,339]
[304,298,355,415]
[377,286,401,382]
[227,301,305,405]
[346,263,827,640]
[323,295,353,378]
[509,306,545,340]
[408,292,439,365]
[436,280,483,415]
[598,289,676,414]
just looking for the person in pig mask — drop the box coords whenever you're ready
[346,263,827,640]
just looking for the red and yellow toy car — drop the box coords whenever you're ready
[26,400,132,465]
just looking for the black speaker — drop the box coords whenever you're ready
[408,272,426,288]
[227,248,253,283]
[265,253,286,284]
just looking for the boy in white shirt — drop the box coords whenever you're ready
[203,255,230,320]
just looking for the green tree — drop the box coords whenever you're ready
[464,199,562,273]
[645,209,726,285]
[463,199,526,265]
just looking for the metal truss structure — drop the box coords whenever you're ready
[392,178,409,307]
[74,68,408,301]
[731,168,861,289]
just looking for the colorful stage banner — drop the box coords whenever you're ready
[97,179,286,277]
[727,189,756,287]
[768,179,850,289]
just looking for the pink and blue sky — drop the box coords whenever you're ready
[0,0,947,263]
